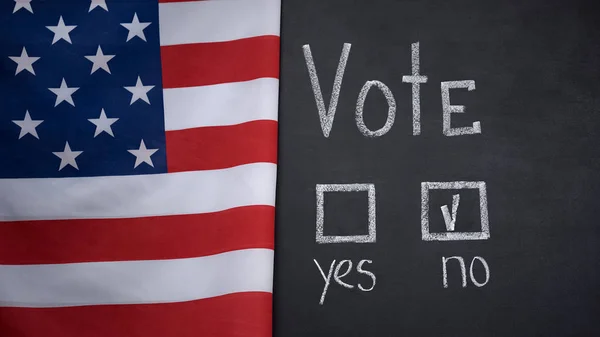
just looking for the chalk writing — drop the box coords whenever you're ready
[303,42,483,137]
[314,259,377,305]
[355,80,396,137]
[401,42,428,135]
[441,193,460,232]
[442,256,490,288]
[334,260,354,289]
[314,259,336,305]
[303,41,492,304]
[357,259,376,292]
[441,80,482,136]
[469,256,491,287]
[302,43,351,138]
[442,256,467,288]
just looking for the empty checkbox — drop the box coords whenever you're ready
[316,183,376,244]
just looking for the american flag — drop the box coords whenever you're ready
[0,0,280,336]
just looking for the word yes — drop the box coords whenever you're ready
[314,259,376,305]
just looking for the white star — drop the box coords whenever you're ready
[46,16,77,45]
[49,78,79,107]
[89,0,108,12]
[120,13,151,42]
[88,109,118,137]
[8,47,40,75]
[84,46,115,74]
[53,142,83,171]
[13,0,33,14]
[12,111,43,139]
[128,140,158,168]
[124,76,154,105]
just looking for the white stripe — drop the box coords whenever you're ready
[159,0,281,46]
[164,78,279,131]
[0,248,273,308]
[0,163,276,221]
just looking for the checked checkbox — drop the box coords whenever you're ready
[421,181,490,241]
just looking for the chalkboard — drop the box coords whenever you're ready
[273,0,600,336]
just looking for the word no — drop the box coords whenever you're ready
[303,42,481,138]
[442,255,490,288]
[314,259,376,305]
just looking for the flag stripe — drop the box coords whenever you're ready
[0,163,276,221]
[158,0,281,45]
[166,120,277,173]
[160,36,280,89]
[0,292,272,337]
[163,78,279,131]
[0,206,274,265]
[0,249,273,307]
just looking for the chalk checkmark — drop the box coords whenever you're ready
[441,194,460,231]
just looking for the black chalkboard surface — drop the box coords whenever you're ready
[273,0,600,336]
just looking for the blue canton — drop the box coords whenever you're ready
[0,0,167,178]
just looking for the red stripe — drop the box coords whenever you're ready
[0,292,271,337]
[160,36,280,89]
[0,206,274,265]
[166,120,278,173]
